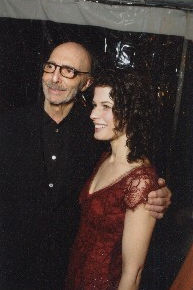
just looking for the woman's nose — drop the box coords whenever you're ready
[90,107,99,120]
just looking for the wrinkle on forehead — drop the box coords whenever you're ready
[49,42,92,72]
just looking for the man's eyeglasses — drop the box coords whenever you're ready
[43,62,90,79]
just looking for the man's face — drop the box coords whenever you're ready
[42,43,92,105]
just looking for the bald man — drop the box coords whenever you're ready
[0,42,171,289]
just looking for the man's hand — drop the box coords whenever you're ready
[145,178,172,219]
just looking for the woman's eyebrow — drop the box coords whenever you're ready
[101,101,113,105]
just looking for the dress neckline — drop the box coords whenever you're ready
[88,153,151,197]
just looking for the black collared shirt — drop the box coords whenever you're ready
[43,106,76,192]
[42,102,103,206]
[0,102,106,289]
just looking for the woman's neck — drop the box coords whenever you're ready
[109,134,129,164]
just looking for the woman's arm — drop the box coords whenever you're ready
[118,205,156,290]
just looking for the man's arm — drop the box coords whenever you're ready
[145,178,172,219]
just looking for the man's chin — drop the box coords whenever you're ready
[49,98,75,106]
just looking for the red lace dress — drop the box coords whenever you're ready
[66,156,159,290]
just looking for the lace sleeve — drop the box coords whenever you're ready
[123,167,159,209]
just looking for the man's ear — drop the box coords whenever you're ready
[81,76,93,92]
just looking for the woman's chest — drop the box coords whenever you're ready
[81,186,127,233]
[89,162,131,195]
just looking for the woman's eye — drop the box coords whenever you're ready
[103,105,111,109]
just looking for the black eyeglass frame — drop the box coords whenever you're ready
[43,62,90,79]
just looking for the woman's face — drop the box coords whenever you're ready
[90,86,116,141]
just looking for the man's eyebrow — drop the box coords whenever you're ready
[47,60,56,64]
[47,61,76,70]
[61,64,76,70]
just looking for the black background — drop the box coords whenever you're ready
[0,17,193,289]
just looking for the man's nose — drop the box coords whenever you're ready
[51,67,61,83]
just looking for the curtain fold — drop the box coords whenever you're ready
[0,0,193,40]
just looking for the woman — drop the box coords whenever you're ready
[66,69,162,289]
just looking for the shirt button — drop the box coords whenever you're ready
[55,128,59,133]
[49,183,54,188]
[52,155,56,160]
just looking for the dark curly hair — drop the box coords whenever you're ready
[93,68,162,165]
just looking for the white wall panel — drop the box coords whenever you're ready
[0,0,192,39]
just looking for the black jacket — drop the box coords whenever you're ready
[0,103,104,290]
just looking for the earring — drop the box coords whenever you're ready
[81,94,87,107]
